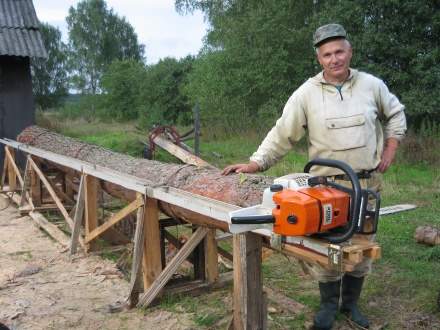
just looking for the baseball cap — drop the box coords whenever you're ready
[313,23,347,47]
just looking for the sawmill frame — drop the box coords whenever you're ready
[0,138,381,329]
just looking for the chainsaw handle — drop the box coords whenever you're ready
[304,158,362,244]
[231,215,275,225]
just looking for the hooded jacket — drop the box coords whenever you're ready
[250,69,407,176]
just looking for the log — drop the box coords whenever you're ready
[17,126,273,224]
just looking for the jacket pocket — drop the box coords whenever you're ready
[325,114,366,151]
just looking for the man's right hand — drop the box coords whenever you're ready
[221,161,260,175]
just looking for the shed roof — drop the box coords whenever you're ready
[0,0,47,58]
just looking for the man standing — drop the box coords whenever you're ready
[223,24,406,329]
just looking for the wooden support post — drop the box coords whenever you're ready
[193,225,205,281]
[30,158,42,207]
[84,174,99,251]
[70,174,86,254]
[233,232,266,330]
[142,197,162,290]
[205,228,219,283]
[65,173,75,200]
[6,147,17,191]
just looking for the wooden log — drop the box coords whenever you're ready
[17,126,272,209]
[233,232,266,330]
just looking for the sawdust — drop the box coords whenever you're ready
[0,195,193,330]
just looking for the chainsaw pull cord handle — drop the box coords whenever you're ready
[304,158,362,244]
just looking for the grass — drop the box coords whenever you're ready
[35,113,440,329]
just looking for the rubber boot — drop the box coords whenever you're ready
[340,275,369,328]
[313,280,341,330]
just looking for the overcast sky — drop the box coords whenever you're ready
[33,0,208,64]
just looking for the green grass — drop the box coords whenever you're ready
[35,115,440,329]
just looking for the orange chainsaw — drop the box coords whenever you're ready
[229,159,380,243]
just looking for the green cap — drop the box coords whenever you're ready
[313,23,347,47]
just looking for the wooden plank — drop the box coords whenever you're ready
[28,157,73,229]
[363,246,381,259]
[19,158,34,210]
[3,192,70,247]
[34,204,74,212]
[84,174,99,251]
[137,226,209,308]
[30,158,42,206]
[205,228,219,283]
[282,244,356,272]
[70,174,86,254]
[85,196,144,243]
[1,149,8,189]
[46,174,75,204]
[142,197,162,290]
[29,211,71,247]
[192,224,206,280]
[152,135,210,167]
[5,147,22,188]
[127,206,147,307]
[233,232,266,330]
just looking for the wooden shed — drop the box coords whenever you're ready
[0,0,47,165]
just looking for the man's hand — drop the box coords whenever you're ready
[377,138,399,173]
[222,161,260,175]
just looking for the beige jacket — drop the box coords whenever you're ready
[250,69,407,176]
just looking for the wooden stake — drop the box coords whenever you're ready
[84,174,99,251]
[30,158,42,206]
[233,232,266,330]
[137,226,209,308]
[142,197,162,290]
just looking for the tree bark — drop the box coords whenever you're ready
[17,126,273,231]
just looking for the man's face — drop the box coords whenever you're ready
[316,39,352,83]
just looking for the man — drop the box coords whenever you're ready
[223,24,406,329]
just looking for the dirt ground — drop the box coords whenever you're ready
[0,195,194,330]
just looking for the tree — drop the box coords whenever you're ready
[31,23,69,110]
[100,59,146,120]
[138,56,195,128]
[66,0,145,94]
[177,0,440,131]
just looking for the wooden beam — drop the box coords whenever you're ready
[142,197,162,290]
[85,196,144,243]
[30,158,42,207]
[233,232,266,330]
[205,228,219,283]
[3,192,70,247]
[5,147,22,188]
[127,206,147,307]
[137,226,209,308]
[84,174,99,251]
[29,211,70,247]
[152,134,210,167]
[70,174,86,254]
[46,174,75,204]
[28,157,73,229]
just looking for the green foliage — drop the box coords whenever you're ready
[177,0,440,132]
[66,0,145,94]
[100,59,146,120]
[31,22,69,110]
[138,56,195,128]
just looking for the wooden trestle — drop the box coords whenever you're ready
[0,138,381,330]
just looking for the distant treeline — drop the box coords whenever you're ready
[33,0,440,133]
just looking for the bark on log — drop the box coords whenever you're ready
[17,126,273,231]
[414,226,440,246]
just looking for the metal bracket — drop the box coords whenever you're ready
[328,244,343,270]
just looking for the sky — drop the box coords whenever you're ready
[33,0,208,64]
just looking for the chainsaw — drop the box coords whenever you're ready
[229,158,380,244]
